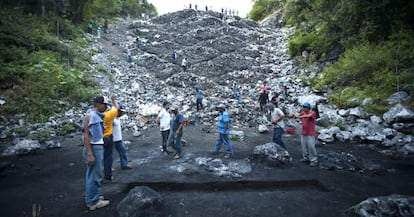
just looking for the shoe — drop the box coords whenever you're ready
[173,154,181,159]
[99,196,104,200]
[309,161,318,167]
[300,157,310,163]
[102,176,113,184]
[224,154,232,159]
[121,165,133,170]
[211,151,219,156]
[88,199,110,211]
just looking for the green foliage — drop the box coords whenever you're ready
[284,0,414,111]
[0,8,99,123]
[250,0,283,21]
[288,30,331,58]
[313,30,414,110]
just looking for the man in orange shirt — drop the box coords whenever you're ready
[103,96,119,182]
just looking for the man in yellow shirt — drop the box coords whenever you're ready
[103,96,119,182]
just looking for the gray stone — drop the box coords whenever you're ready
[346,194,414,217]
[252,142,292,167]
[349,107,365,117]
[117,186,163,217]
[1,139,41,156]
[383,104,414,123]
[386,91,410,105]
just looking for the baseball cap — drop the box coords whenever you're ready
[303,102,311,108]
[93,96,110,105]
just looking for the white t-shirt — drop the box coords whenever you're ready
[271,108,285,128]
[158,108,171,131]
[112,118,122,142]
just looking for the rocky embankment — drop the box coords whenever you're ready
[1,9,413,159]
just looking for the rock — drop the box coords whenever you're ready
[45,140,62,149]
[258,124,269,133]
[194,157,251,177]
[251,142,292,167]
[317,127,340,143]
[1,139,41,156]
[335,131,354,142]
[349,107,365,117]
[117,186,163,217]
[383,103,414,123]
[385,91,410,105]
[346,194,414,217]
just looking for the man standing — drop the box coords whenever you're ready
[169,104,184,159]
[113,106,132,170]
[212,104,233,158]
[181,57,187,72]
[289,102,318,166]
[82,96,110,210]
[103,96,119,182]
[195,88,204,111]
[156,101,171,153]
[267,103,286,150]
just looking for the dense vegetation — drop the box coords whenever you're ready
[0,0,157,122]
[251,0,414,112]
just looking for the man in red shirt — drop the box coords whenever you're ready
[290,102,318,166]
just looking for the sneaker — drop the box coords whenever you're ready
[173,154,181,159]
[224,154,232,159]
[99,196,104,200]
[121,165,133,170]
[88,199,110,211]
[309,161,318,167]
[300,157,310,163]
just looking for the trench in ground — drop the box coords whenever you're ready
[125,179,329,193]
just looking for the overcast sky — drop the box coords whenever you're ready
[147,0,254,17]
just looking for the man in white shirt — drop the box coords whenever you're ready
[156,101,171,153]
[112,107,132,170]
[267,103,287,150]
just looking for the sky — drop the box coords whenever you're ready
[147,0,254,17]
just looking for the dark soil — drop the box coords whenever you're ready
[1,125,413,217]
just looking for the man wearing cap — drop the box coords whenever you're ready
[103,96,120,182]
[267,103,287,150]
[156,101,171,153]
[212,104,233,158]
[289,102,318,166]
[82,96,110,210]
[169,104,185,159]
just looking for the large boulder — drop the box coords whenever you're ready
[117,186,163,217]
[383,104,414,123]
[346,194,414,217]
[251,142,292,167]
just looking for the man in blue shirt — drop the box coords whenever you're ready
[212,104,233,158]
[169,104,185,159]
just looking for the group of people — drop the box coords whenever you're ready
[81,88,318,211]
[87,18,109,37]
[257,81,318,166]
[82,96,132,211]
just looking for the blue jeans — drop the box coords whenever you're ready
[103,136,114,179]
[114,140,129,167]
[83,145,103,206]
[170,131,183,155]
[196,98,203,111]
[214,133,233,155]
[161,130,170,151]
[273,127,286,150]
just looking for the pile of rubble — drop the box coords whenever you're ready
[0,9,413,159]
